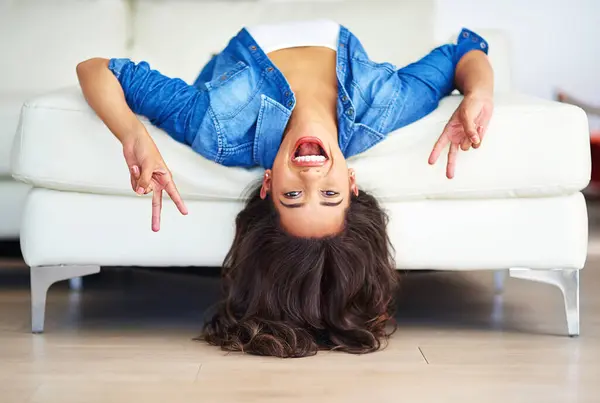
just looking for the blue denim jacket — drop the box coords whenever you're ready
[109,27,488,169]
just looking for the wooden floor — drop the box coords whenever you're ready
[0,259,599,403]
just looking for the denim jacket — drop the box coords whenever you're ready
[109,27,488,169]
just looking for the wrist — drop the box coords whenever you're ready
[464,88,493,101]
[120,124,149,148]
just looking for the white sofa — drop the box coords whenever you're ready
[8,0,591,335]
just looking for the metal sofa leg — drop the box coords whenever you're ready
[30,265,101,333]
[494,270,508,293]
[69,277,83,291]
[509,268,580,336]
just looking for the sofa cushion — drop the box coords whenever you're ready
[11,88,590,201]
[131,0,435,86]
[0,0,127,93]
[131,1,511,92]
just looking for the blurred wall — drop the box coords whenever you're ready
[435,0,600,112]
[266,0,600,128]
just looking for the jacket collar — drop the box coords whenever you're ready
[253,95,292,169]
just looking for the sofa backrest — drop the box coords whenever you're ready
[130,0,437,85]
[0,0,128,94]
[0,0,512,95]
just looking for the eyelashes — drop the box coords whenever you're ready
[283,191,339,199]
[284,191,302,199]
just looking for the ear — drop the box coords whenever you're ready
[260,169,272,200]
[349,168,359,197]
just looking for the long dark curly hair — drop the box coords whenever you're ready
[201,184,399,358]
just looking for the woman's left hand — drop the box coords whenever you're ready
[428,93,494,179]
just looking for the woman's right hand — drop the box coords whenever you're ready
[122,132,188,232]
[77,58,188,232]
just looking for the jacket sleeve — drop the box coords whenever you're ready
[108,58,211,145]
[383,28,489,133]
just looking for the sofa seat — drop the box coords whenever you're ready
[11,87,590,202]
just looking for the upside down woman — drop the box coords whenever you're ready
[77,20,494,357]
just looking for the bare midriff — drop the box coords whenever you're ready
[267,47,338,118]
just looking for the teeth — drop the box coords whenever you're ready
[294,155,326,162]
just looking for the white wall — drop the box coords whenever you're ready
[435,0,600,108]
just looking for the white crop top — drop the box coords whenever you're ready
[246,20,340,55]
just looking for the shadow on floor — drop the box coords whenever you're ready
[0,265,545,336]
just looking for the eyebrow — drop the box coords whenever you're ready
[279,199,344,208]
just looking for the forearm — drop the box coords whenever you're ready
[76,58,146,145]
[454,50,494,98]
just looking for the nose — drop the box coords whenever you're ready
[299,168,324,183]
[300,168,322,176]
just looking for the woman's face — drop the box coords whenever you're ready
[262,122,358,238]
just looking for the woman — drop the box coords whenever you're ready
[77,20,494,357]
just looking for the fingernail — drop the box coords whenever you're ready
[136,187,144,194]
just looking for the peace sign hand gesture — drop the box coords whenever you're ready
[123,133,188,232]
[428,94,494,179]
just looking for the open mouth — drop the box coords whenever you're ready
[291,137,329,167]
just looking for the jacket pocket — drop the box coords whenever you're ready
[205,61,250,90]
[207,61,262,120]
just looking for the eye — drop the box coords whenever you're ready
[284,191,302,199]
[322,190,340,197]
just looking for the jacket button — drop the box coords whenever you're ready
[250,45,257,51]
[463,31,469,38]
[342,95,348,102]
[284,91,290,97]
[480,42,487,49]
[267,67,274,72]
[346,108,354,116]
